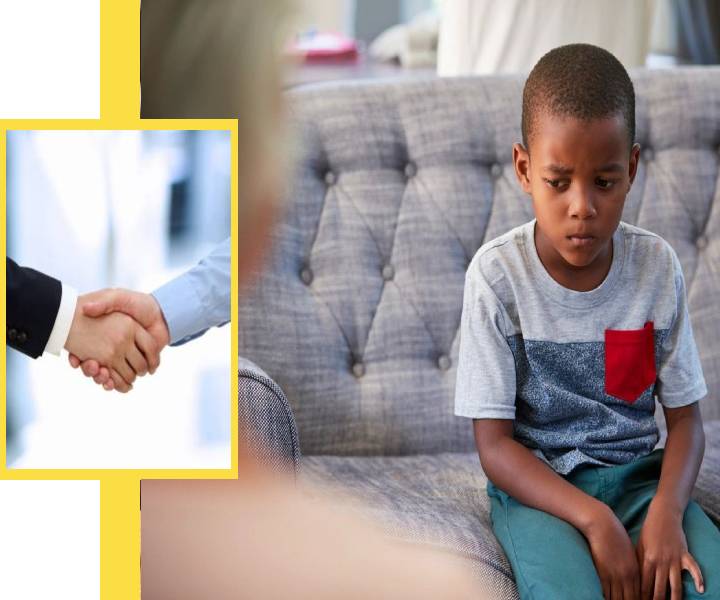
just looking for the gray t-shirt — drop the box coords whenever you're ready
[454,219,707,475]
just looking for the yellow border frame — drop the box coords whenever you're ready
[1,2,240,598]
[1,120,239,482]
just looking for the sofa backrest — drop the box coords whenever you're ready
[238,68,720,456]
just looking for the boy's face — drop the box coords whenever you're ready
[513,112,640,271]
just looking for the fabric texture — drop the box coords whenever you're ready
[153,237,230,346]
[6,257,63,358]
[301,452,518,599]
[454,219,707,474]
[300,421,720,599]
[237,68,720,597]
[488,448,720,599]
[238,357,301,476]
[43,281,78,356]
[238,68,720,457]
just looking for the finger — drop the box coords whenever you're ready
[69,354,80,368]
[135,327,160,374]
[623,571,639,600]
[611,579,622,600]
[125,345,149,378]
[109,369,131,393]
[112,357,136,386]
[81,360,100,378]
[102,372,115,391]
[654,566,668,600]
[641,560,655,600]
[93,367,111,385]
[669,565,681,600]
[601,575,611,600]
[681,553,704,595]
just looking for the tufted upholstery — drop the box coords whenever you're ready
[239,68,720,457]
[237,68,720,596]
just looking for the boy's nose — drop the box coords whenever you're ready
[568,191,597,219]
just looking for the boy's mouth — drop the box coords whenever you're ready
[567,234,596,247]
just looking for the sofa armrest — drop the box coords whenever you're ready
[238,357,301,476]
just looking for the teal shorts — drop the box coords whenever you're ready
[487,449,720,599]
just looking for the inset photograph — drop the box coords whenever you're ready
[6,129,232,469]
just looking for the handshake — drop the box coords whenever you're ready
[63,289,171,393]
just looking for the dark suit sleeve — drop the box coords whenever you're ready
[6,258,63,358]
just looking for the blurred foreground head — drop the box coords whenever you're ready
[141,0,292,282]
[142,473,480,600]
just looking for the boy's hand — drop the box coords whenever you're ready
[636,499,704,600]
[584,504,640,600]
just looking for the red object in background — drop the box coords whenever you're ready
[289,31,358,64]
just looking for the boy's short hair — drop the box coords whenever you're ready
[521,43,636,151]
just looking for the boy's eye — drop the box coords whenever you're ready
[543,178,566,189]
[596,177,617,190]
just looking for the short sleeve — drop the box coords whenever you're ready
[655,248,707,408]
[454,264,517,419]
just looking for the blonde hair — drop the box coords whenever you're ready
[141,0,292,223]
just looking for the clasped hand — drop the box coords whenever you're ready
[63,289,170,393]
[585,502,703,600]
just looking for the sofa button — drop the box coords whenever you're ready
[300,266,314,285]
[352,361,365,378]
[642,147,654,161]
[324,171,336,186]
[437,354,451,371]
[404,162,417,178]
[490,163,502,178]
[7,328,17,341]
[697,235,708,250]
[17,331,27,344]
[382,264,395,281]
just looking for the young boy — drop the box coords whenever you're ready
[455,44,720,600]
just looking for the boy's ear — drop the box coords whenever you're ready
[513,143,532,194]
[628,143,641,189]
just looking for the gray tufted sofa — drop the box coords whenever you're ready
[238,68,720,597]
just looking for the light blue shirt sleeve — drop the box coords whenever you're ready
[152,237,230,346]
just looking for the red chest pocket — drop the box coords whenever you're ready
[604,321,657,403]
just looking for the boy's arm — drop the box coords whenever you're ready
[475,419,640,600]
[655,403,704,515]
[634,246,707,597]
[635,403,705,597]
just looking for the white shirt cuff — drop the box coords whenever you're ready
[44,283,78,356]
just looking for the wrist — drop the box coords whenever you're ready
[576,499,615,537]
[648,494,684,521]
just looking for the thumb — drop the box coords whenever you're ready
[682,552,704,594]
[82,290,126,317]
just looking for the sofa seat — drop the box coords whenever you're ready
[302,420,720,597]
[302,452,517,598]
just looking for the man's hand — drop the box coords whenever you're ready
[68,289,170,391]
[584,504,641,600]
[64,293,161,393]
[636,498,704,600]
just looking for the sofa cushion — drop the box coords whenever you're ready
[302,452,517,599]
[302,423,720,598]
[239,69,720,457]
